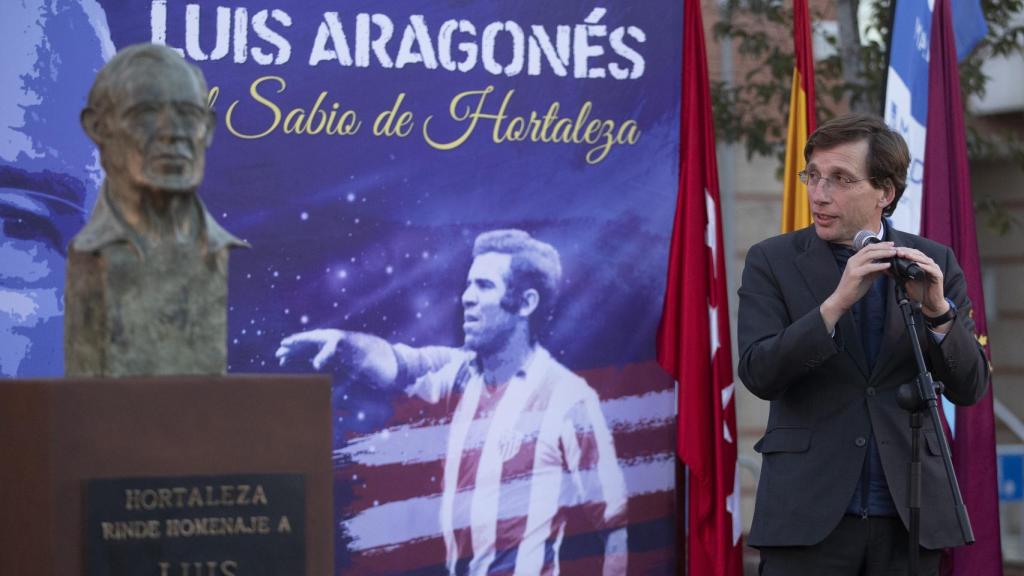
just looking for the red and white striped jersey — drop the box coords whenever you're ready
[393,343,629,575]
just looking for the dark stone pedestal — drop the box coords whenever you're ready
[0,375,332,576]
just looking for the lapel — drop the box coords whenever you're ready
[793,228,870,379]
[872,226,914,380]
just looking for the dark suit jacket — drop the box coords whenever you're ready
[738,225,989,550]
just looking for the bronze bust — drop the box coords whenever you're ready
[65,44,247,376]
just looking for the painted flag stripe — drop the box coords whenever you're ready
[341,456,675,552]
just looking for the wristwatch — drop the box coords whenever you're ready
[924,297,957,328]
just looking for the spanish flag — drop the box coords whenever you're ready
[780,0,817,233]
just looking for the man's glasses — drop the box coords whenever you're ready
[797,170,874,191]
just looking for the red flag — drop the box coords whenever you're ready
[921,0,1002,573]
[781,0,818,232]
[657,0,742,573]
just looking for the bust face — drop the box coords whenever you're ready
[100,60,213,194]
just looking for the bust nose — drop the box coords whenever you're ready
[150,115,196,158]
[154,107,193,141]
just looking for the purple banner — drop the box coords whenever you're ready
[1,1,681,573]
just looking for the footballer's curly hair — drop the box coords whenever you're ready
[473,229,562,341]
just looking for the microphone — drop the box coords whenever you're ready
[853,230,924,281]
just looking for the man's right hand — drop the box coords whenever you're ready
[276,329,399,385]
[820,241,896,334]
[276,328,347,370]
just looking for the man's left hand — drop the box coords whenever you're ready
[895,247,949,319]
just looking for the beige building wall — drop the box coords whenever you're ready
[974,153,1024,446]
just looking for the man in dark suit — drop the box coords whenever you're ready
[738,113,989,575]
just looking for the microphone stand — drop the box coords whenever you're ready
[893,278,974,575]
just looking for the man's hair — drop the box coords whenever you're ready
[804,113,911,217]
[473,229,562,340]
[87,44,208,116]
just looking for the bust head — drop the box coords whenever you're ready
[81,44,214,196]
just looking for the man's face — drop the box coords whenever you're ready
[462,252,520,354]
[807,139,891,245]
[100,62,212,194]
[0,193,66,376]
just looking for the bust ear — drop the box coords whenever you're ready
[518,288,540,318]
[204,110,216,147]
[80,107,106,145]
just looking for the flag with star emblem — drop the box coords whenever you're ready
[657,0,742,573]
[780,0,817,233]
[920,0,1001,571]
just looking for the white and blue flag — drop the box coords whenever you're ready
[884,0,987,234]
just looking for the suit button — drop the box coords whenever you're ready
[867,387,876,397]
[855,437,867,447]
